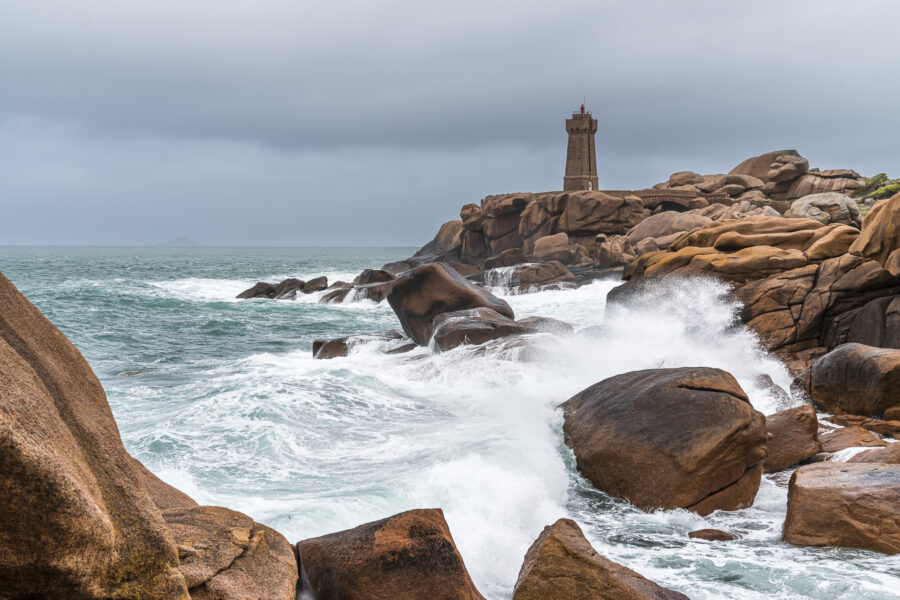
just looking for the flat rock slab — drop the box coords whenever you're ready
[783,463,900,554]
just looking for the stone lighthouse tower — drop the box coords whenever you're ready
[563,104,599,191]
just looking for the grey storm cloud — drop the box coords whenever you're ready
[1,0,898,245]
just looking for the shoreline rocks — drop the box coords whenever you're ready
[783,463,900,554]
[562,367,767,514]
[512,518,689,600]
[297,509,484,600]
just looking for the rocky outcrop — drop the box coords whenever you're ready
[806,343,900,417]
[626,211,712,248]
[730,149,804,182]
[431,307,531,351]
[483,261,575,292]
[512,519,689,600]
[561,367,767,515]
[763,405,820,472]
[414,220,463,257]
[237,281,277,299]
[302,276,329,293]
[532,232,580,264]
[312,330,416,359]
[785,192,860,226]
[0,272,190,598]
[387,263,514,345]
[557,191,644,239]
[783,463,900,554]
[482,193,531,255]
[163,506,298,599]
[297,509,484,600]
[850,193,900,276]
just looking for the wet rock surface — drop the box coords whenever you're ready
[783,463,900,554]
[512,518,689,600]
[562,367,767,514]
[297,509,484,600]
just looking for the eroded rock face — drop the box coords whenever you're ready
[414,220,463,257]
[512,519,689,600]
[729,149,803,182]
[0,272,190,598]
[626,211,712,246]
[785,192,860,226]
[557,191,644,236]
[387,263,514,345]
[764,405,821,472]
[561,367,767,514]
[783,463,900,554]
[164,506,298,600]
[297,509,484,600]
[808,343,900,417]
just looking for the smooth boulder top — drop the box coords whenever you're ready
[513,518,689,600]
[784,192,859,226]
[0,271,190,598]
[387,262,514,345]
[297,508,484,600]
[431,307,531,352]
[808,343,900,417]
[783,463,900,555]
[561,367,767,514]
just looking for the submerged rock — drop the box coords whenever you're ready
[688,529,739,542]
[387,262,514,345]
[562,367,767,514]
[763,405,821,472]
[512,518,689,600]
[783,463,900,554]
[297,509,484,600]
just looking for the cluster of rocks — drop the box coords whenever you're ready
[2,265,705,598]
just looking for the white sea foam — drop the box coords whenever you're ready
[121,274,899,599]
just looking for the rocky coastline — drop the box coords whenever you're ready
[2,149,899,598]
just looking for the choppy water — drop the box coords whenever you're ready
[2,246,898,599]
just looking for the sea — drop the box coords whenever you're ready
[1,246,898,599]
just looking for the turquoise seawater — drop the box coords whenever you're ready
[1,246,898,599]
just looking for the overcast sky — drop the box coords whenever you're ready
[1,1,898,246]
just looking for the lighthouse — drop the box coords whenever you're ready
[563,104,599,191]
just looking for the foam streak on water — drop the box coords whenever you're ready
[1,247,897,600]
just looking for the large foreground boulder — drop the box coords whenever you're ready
[807,343,900,417]
[561,367,767,514]
[0,273,190,598]
[763,405,821,472]
[512,519,689,600]
[163,506,298,599]
[297,509,484,600]
[783,463,900,554]
[387,263,514,345]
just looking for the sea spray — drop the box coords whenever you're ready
[3,247,897,600]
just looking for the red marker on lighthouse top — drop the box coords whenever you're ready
[580,103,585,116]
